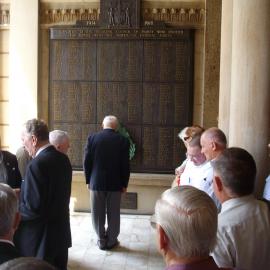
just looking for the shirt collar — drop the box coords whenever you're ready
[35,143,51,157]
[221,194,255,212]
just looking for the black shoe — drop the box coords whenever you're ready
[97,240,106,250]
[106,240,120,250]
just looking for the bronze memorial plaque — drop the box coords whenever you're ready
[121,192,138,210]
[49,0,194,173]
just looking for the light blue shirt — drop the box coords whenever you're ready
[263,175,270,200]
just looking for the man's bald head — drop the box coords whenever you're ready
[200,127,227,161]
[102,115,119,130]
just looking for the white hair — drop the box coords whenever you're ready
[0,183,18,237]
[155,186,217,258]
[102,115,118,130]
[49,130,69,145]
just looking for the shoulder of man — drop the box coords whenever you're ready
[258,198,270,211]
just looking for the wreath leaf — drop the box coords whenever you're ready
[117,123,136,160]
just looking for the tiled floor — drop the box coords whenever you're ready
[68,212,165,270]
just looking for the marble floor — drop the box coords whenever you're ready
[68,212,165,270]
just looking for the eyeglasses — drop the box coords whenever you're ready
[183,136,192,143]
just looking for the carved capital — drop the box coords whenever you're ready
[143,7,205,28]
[39,2,204,29]
[40,7,100,25]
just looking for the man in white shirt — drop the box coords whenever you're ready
[180,130,220,209]
[211,147,270,270]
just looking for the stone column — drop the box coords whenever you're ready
[218,0,233,138]
[219,0,270,195]
[9,0,39,152]
[202,0,221,128]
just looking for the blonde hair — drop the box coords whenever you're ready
[178,125,204,145]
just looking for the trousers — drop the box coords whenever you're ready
[90,190,121,246]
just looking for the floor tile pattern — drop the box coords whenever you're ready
[68,213,165,270]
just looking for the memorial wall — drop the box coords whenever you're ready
[49,27,194,172]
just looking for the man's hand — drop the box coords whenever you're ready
[122,187,127,193]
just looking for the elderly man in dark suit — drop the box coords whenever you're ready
[0,183,21,264]
[14,119,72,270]
[84,115,130,250]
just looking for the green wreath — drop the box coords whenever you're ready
[117,123,136,160]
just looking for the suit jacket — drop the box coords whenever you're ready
[0,241,21,264]
[1,150,22,188]
[84,128,130,191]
[15,145,72,260]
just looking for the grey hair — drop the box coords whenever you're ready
[49,130,69,145]
[102,115,118,130]
[24,119,49,141]
[0,257,57,270]
[211,147,256,196]
[155,186,217,258]
[0,183,18,237]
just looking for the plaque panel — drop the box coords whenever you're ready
[143,40,189,82]
[97,82,142,124]
[141,126,184,172]
[157,127,174,168]
[121,192,137,210]
[50,81,97,123]
[97,40,142,81]
[143,83,189,126]
[51,40,97,81]
[142,127,158,169]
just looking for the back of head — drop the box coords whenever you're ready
[24,119,49,142]
[0,257,56,270]
[211,147,256,196]
[49,130,68,145]
[102,115,118,130]
[0,183,17,238]
[203,127,227,149]
[155,186,217,258]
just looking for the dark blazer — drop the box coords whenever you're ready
[1,151,22,188]
[0,241,21,264]
[15,145,72,261]
[84,128,130,191]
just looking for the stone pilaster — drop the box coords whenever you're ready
[202,0,221,128]
[9,0,38,151]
